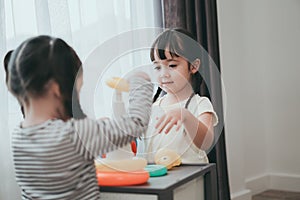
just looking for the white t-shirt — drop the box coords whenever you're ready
[138,94,218,164]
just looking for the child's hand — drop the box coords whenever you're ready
[130,71,150,81]
[155,108,187,134]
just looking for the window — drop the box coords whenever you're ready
[1,0,162,129]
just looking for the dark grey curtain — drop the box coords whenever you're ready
[162,0,230,199]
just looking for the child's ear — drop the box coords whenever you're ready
[53,82,61,99]
[191,59,200,74]
[48,80,61,99]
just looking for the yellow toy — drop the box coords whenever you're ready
[154,148,182,170]
[106,77,129,92]
[105,77,129,121]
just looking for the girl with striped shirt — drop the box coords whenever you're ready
[5,36,153,199]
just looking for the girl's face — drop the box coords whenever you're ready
[153,49,192,95]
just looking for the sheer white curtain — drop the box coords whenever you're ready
[0,0,161,199]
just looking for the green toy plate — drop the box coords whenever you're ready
[144,164,167,177]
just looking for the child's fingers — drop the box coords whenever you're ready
[164,119,177,134]
[131,71,150,81]
[175,120,182,131]
[156,116,171,133]
[155,115,165,129]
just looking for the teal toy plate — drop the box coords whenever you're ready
[144,164,167,177]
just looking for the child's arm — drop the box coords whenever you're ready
[73,74,153,160]
[155,108,214,151]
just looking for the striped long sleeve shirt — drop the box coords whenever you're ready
[12,77,153,200]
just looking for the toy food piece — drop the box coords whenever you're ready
[97,170,149,186]
[106,77,129,92]
[154,148,182,170]
[105,143,134,160]
[144,164,167,177]
[95,157,147,172]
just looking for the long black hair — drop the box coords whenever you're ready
[7,35,85,119]
[150,28,204,103]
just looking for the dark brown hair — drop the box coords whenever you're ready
[7,35,85,119]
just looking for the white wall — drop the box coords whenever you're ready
[217,0,300,199]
